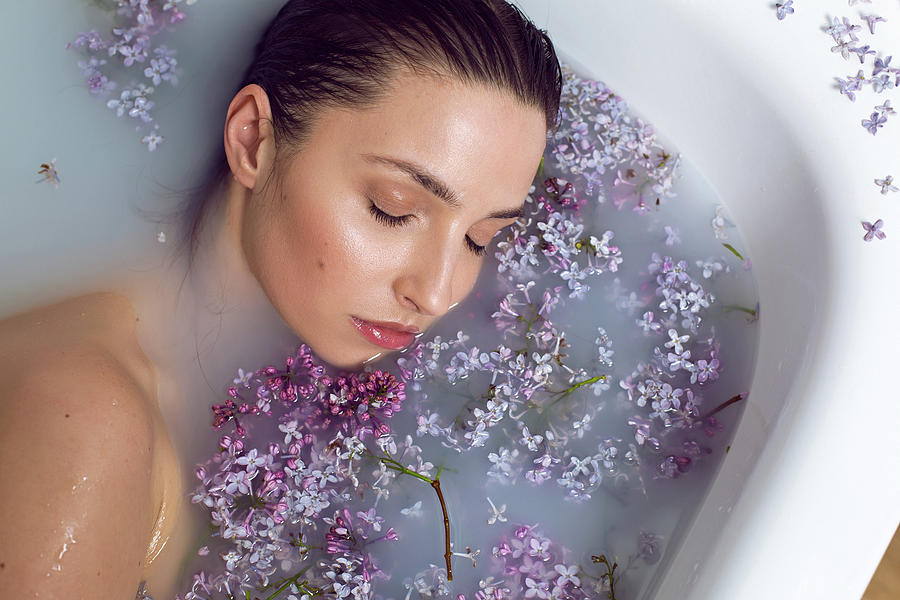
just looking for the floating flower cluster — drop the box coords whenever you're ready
[399,71,745,510]
[181,67,754,599]
[68,0,199,151]
[182,345,416,599]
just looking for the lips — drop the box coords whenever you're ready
[351,316,419,350]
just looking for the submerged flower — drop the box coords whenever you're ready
[664,225,681,246]
[862,219,886,241]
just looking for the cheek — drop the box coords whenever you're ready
[451,259,484,305]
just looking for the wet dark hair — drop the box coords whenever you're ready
[180,0,562,259]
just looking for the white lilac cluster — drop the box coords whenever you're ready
[68,0,198,150]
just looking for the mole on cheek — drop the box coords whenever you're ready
[317,259,325,270]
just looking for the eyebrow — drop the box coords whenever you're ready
[362,153,524,220]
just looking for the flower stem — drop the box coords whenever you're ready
[699,393,745,421]
[545,375,606,408]
[256,566,319,600]
[721,242,744,260]
[591,554,618,600]
[722,304,757,317]
[366,451,454,580]
[431,477,453,581]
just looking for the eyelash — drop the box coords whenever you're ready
[368,201,487,257]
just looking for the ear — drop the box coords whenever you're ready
[223,84,276,190]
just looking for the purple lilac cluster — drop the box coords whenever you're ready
[552,68,680,208]
[182,66,748,597]
[181,345,410,600]
[398,70,739,507]
[823,12,899,134]
[822,10,897,240]
[480,525,661,600]
[617,253,723,480]
[68,0,197,151]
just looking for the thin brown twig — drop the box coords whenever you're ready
[431,478,453,580]
[699,393,745,421]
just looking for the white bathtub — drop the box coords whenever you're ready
[2,1,898,598]
[513,1,900,598]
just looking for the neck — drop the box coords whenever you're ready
[128,180,301,456]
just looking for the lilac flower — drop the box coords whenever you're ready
[664,328,690,354]
[711,205,732,240]
[862,111,887,134]
[664,225,681,246]
[775,1,794,20]
[861,14,886,34]
[520,426,544,452]
[850,44,875,64]
[871,74,895,93]
[637,311,663,333]
[141,131,163,151]
[876,100,896,115]
[400,500,423,517]
[873,56,893,76]
[875,175,898,194]
[486,497,508,524]
[831,40,855,60]
[554,564,580,586]
[691,358,721,384]
[637,530,663,564]
[862,219,886,241]
[835,75,861,101]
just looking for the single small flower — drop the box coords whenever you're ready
[400,500,423,518]
[850,44,875,64]
[875,100,895,115]
[831,40,854,60]
[554,563,581,587]
[142,131,164,151]
[664,225,681,246]
[862,219,886,241]
[775,1,794,20]
[862,111,887,134]
[875,175,898,194]
[861,14,886,35]
[486,497,508,525]
[873,56,893,77]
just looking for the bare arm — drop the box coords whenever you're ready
[0,344,159,599]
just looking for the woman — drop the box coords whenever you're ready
[0,0,561,597]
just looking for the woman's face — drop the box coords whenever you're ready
[239,72,548,368]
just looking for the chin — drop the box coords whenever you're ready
[305,341,377,372]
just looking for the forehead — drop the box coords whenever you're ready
[303,72,548,211]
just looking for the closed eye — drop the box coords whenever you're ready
[368,200,412,227]
[465,237,487,257]
[369,199,488,257]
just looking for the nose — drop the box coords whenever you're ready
[394,235,458,317]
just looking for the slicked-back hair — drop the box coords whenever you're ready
[181,0,562,259]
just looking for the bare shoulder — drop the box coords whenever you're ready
[0,293,161,598]
[0,291,156,395]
